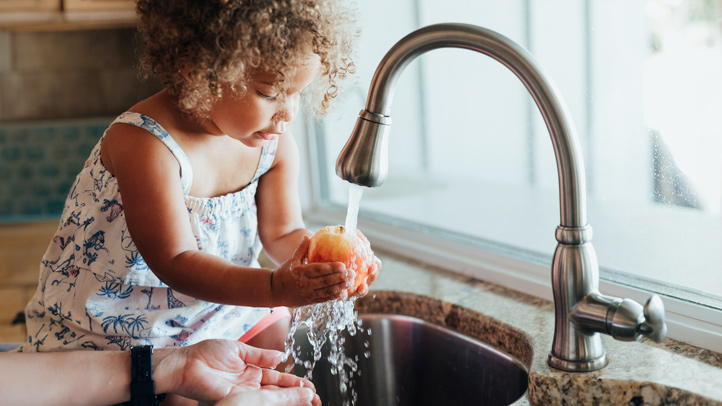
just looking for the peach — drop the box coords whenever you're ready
[308,225,374,296]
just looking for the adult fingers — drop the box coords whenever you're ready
[216,388,315,406]
[271,388,316,406]
[261,369,315,390]
[236,342,283,369]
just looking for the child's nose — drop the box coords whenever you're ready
[275,94,299,123]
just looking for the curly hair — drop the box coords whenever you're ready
[135,0,357,120]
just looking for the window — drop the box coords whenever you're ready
[304,0,722,351]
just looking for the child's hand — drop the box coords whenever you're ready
[349,255,382,297]
[273,236,353,307]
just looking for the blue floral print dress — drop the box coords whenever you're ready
[19,112,276,352]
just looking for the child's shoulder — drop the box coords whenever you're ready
[106,93,194,148]
[101,97,185,177]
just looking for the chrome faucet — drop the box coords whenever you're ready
[335,23,667,372]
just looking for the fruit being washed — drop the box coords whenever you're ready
[308,225,374,296]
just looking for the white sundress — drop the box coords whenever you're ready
[19,111,276,352]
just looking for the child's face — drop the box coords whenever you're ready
[207,55,321,147]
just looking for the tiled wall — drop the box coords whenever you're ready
[0,118,111,220]
[0,27,163,221]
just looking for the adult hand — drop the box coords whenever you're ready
[216,387,320,406]
[155,339,318,404]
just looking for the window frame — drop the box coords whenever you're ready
[302,120,722,355]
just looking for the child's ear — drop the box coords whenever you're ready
[181,67,192,81]
[178,58,192,81]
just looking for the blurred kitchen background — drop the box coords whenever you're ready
[0,0,161,342]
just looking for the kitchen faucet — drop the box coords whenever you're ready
[335,23,667,372]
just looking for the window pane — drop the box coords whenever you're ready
[317,0,722,309]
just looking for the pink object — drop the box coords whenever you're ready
[239,307,292,343]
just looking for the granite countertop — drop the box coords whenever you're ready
[357,248,722,405]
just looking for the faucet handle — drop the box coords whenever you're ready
[640,295,667,343]
[606,295,667,342]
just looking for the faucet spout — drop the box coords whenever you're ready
[336,23,667,372]
[337,23,586,227]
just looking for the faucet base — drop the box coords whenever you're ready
[548,352,608,372]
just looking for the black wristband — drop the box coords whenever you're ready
[130,345,166,406]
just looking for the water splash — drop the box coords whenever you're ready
[284,298,368,406]
[344,183,364,235]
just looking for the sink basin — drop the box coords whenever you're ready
[293,313,529,406]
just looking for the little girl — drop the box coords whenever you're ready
[20,0,378,355]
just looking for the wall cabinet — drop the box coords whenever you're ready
[63,0,135,11]
[0,0,136,31]
[0,0,61,11]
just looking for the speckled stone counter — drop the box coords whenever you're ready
[359,249,722,405]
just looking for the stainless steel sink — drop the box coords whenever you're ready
[293,313,529,406]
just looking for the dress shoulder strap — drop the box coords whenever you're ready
[111,112,193,195]
[251,138,279,183]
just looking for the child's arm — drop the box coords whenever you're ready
[256,131,312,264]
[102,123,349,308]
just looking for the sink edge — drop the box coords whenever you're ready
[355,290,534,369]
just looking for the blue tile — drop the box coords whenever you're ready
[26,146,45,161]
[1,147,21,161]
[0,201,13,216]
[60,127,80,142]
[64,162,83,176]
[0,118,114,220]
[86,124,108,139]
[10,129,30,145]
[9,182,29,197]
[17,165,35,180]
[32,183,52,198]
[50,144,72,161]
[39,163,60,178]
[19,199,43,215]
[46,199,65,214]
[38,127,57,142]
[57,181,73,196]
[77,142,96,158]
[0,165,11,179]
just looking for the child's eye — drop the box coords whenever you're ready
[256,91,278,101]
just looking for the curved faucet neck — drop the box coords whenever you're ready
[363,23,587,229]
